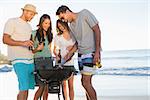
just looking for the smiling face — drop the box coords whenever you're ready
[57,22,65,32]
[23,10,35,21]
[42,18,51,31]
[56,19,70,35]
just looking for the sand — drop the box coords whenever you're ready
[0,69,149,100]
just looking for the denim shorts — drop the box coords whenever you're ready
[34,57,53,70]
[13,63,35,91]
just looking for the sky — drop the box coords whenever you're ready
[0,0,148,55]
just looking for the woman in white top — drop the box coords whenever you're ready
[54,19,76,100]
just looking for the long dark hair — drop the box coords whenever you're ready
[35,14,53,44]
[56,19,70,35]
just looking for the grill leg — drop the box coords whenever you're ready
[58,83,61,100]
[58,93,60,100]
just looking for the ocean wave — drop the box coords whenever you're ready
[102,56,150,60]
[97,67,150,76]
[0,66,12,72]
[101,49,150,60]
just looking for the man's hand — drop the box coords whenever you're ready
[66,45,73,51]
[22,40,34,47]
[64,42,78,62]
[93,51,101,64]
[63,52,73,62]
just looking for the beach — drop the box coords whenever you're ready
[0,0,148,98]
[0,70,149,100]
[0,49,149,100]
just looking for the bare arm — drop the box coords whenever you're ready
[32,43,44,53]
[64,42,78,61]
[53,45,57,56]
[68,42,78,55]
[92,24,101,52]
[92,24,101,63]
[53,45,60,61]
[49,43,53,54]
[3,34,33,47]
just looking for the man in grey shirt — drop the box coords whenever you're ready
[56,5,101,100]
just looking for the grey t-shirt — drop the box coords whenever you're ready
[70,9,99,54]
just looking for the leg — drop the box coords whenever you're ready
[17,90,28,100]
[43,84,49,100]
[62,81,68,100]
[68,74,74,100]
[81,74,97,100]
[13,63,33,100]
[86,93,90,100]
[24,90,28,100]
[34,85,44,100]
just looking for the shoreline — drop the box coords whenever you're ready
[74,96,149,100]
[0,69,149,100]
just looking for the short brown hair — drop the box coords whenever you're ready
[56,5,72,15]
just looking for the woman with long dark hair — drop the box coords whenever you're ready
[54,19,76,100]
[31,14,53,100]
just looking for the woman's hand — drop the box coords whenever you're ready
[37,42,44,51]
[56,55,60,61]
[22,40,33,47]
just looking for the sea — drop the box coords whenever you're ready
[72,49,150,76]
[98,49,150,76]
[1,49,149,76]
[0,49,149,99]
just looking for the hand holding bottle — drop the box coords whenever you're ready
[37,42,44,51]
[94,60,102,69]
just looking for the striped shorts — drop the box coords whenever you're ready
[78,53,97,75]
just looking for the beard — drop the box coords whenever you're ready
[27,18,32,22]
[25,16,32,22]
